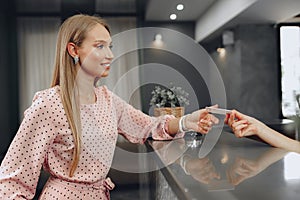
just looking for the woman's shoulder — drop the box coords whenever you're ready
[32,86,61,103]
[24,86,62,117]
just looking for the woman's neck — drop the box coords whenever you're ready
[75,73,97,104]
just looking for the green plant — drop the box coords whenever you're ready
[149,84,190,108]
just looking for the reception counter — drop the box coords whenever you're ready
[146,130,300,200]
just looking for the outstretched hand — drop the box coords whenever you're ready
[225,110,264,138]
[185,105,220,134]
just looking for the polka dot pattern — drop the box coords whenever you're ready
[0,85,183,199]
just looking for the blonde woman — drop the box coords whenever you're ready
[0,14,219,199]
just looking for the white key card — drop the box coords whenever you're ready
[206,107,231,115]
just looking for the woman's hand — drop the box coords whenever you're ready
[185,107,219,134]
[225,110,265,138]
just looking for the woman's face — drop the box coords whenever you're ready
[77,23,114,78]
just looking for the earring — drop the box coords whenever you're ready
[74,56,79,65]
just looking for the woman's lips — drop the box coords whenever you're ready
[101,63,110,70]
[101,63,110,67]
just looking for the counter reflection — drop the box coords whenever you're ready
[149,134,289,190]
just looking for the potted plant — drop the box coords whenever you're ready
[150,84,190,118]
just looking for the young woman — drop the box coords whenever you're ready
[225,110,300,153]
[0,14,219,199]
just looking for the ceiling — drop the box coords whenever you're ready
[146,0,300,23]
[14,0,300,42]
[146,0,300,41]
[145,0,217,21]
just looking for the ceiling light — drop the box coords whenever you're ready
[176,4,184,11]
[170,14,177,20]
[154,34,162,41]
[153,34,164,48]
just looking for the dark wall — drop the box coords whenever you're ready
[0,2,19,160]
[203,24,281,120]
[138,21,212,115]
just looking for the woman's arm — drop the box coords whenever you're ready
[225,110,300,153]
[109,87,218,141]
[0,91,57,199]
[109,87,181,142]
[254,125,300,153]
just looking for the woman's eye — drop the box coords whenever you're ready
[109,45,113,49]
[97,44,104,49]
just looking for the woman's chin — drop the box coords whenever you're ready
[101,71,109,77]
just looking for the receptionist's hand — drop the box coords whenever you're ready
[225,110,265,138]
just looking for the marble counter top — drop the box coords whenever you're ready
[147,130,300,200]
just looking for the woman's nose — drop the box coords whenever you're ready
[106,47,114,60]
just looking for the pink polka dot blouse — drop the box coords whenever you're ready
[0,85,184,199]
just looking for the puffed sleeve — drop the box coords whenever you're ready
[106,87,184,143]
[0,91,57,199]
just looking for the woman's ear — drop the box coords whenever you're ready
[67,42,78,58]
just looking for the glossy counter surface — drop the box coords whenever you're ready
[147,131,300,200]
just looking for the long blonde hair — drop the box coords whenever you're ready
[51,14,110,177]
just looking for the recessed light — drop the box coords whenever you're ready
[170,14,177,20]
[154,34,162,41]
[176,4,184,11]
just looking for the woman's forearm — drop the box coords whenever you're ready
[257,126,300,153]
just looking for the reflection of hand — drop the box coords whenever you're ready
[227,157,262,185]
[227,148,287,186]
[185,105,220,134]
[151,139,186,165]
[183,156,220,184]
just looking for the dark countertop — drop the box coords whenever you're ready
[147,130,300,200]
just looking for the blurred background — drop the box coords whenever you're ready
[1,0,300,198]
